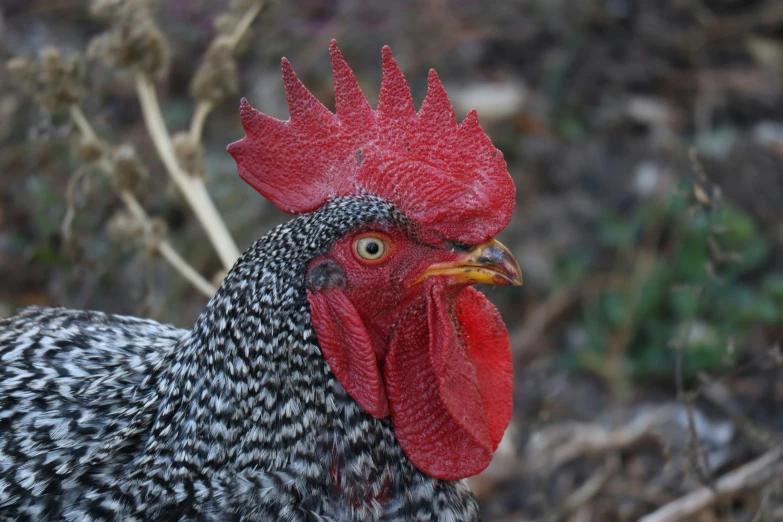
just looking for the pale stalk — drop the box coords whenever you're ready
[189,1,264,142]
[227,1,264,50]
[70,105,98,141]
[69,104,217,297]
[119,191,217,297]
[135,75,241,270]
[189,101,212,142]
[639,449,783,522]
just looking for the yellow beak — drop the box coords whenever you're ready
[413,239,523,287]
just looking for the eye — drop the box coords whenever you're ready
[353,235,389,262]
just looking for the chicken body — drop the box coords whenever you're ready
[0,196,480,521]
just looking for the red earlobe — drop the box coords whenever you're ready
[307,288,390,418]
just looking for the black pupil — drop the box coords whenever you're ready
[365,241,380,255]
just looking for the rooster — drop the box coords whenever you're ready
[0,41,521,521]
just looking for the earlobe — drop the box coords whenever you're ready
[307,287,390,418]
[307,258,348,291]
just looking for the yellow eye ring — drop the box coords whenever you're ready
[353,235,389,262]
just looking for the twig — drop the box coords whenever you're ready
[156,241,216,297]
[637,449,783,522]
[511,284,580,363]
[699,376,783,450]
[683,396,715,488]
[189,100,212,142]
[750,486,772,522]
[135,75,241,270]
[70,105,97,141]
[62,165,94,246]
[68,105,217,298]
[119,191,217,297]
[228,1,265,50]
[558,456,618,518]
[526,406,672,472]
[189,1,265,142]
[671,149,733,492]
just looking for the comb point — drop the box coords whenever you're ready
[378,45,414,121]
[281,56,332,125]
[420,68,455,128]
[329,40,373,122]
[462,108,479,125]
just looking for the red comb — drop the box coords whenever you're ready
[227,40,515,244]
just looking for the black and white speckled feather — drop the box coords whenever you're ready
[0,195,480,521]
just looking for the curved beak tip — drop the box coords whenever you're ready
[414,239,523,287]
[479,240,523,287]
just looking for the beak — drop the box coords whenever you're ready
[413,239,523,287]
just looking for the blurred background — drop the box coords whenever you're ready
[1,0,783,520]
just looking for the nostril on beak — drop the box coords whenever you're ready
[477,245,506,265]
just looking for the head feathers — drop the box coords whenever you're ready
[227,40,515,244]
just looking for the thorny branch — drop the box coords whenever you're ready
[131,1,266,270]
[118,190,217,297]
[131,1,266,269]
[8,1,268,301]
[525,406,671,473]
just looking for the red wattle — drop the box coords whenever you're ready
[383,283,513,480]
[456,287,514,450]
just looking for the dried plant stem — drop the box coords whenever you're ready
[638,449,783,522]
[70,105,97,141]
[68,105,217,297]
[62,165,93,245]
[558,456,617,517]
[135,75,240,270]
[156,242,216,296]
[189,100,213,142]
[189,1,265,142]
[228,1,265,50]
[118,191,217,297]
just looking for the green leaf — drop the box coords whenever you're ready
[670,286,700,318]
[602,292,629,326]
[762,274,783,299]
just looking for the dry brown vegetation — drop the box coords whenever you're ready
[2,1,783,520]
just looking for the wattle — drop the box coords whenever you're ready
[383,283,513,480]
[308,281,513,480]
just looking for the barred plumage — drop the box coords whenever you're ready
[0,195,480,521]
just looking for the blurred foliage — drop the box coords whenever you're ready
[559,183,781,384]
